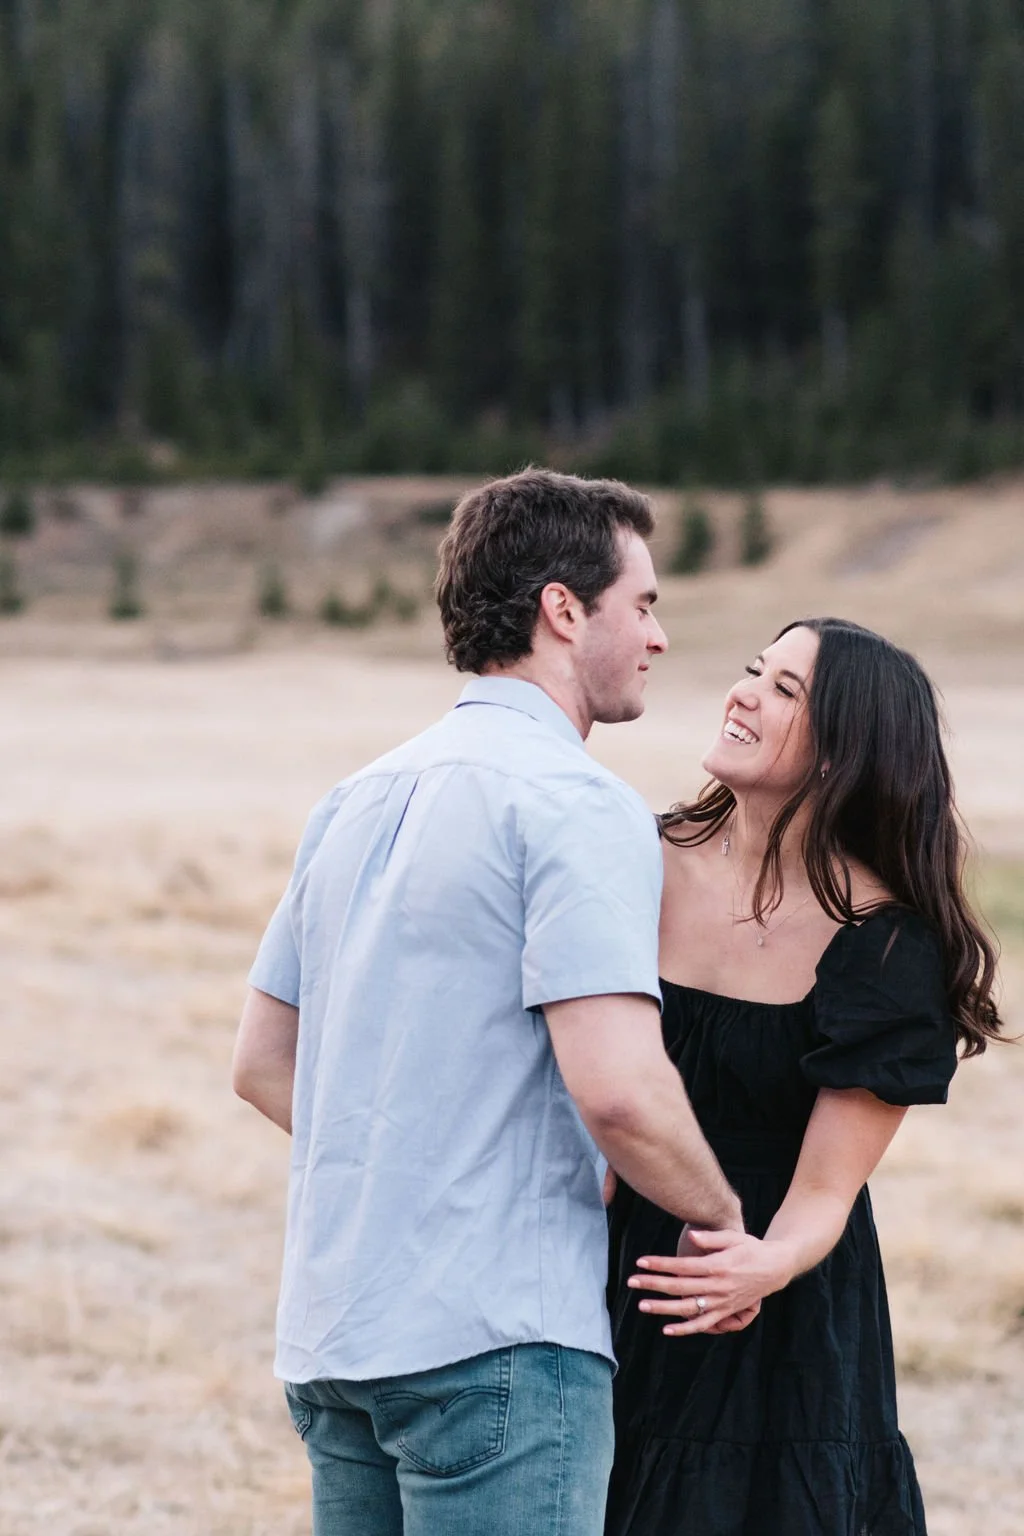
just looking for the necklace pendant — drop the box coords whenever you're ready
[721,833,730,857]
[756,935,765,947]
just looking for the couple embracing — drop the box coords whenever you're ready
[233,470,1002,1536]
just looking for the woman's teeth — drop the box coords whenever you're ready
[724,721,757,744]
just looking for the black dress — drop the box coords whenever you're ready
[606,908,958,1536]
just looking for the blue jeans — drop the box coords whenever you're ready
[285,1343,614,1535]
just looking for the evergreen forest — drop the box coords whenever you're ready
[4,0,1024,486]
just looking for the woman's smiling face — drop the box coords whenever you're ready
[702,625,820,797]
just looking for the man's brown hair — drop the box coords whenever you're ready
[435,468,655,674]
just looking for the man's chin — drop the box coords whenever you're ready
[594,697,645,726]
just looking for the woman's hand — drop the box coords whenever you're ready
[627,1227,795,1336]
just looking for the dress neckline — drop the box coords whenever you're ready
[660,977,816,1010]
[658,905,907,1010]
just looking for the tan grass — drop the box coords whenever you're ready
[1,492,1023,1531]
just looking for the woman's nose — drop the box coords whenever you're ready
[729,677,758,710]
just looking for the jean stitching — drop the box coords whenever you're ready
[554,1345,566,1534]
[506,1345,516,1459]
[285,1388,314,1442]
[497,1345,512,1455]
[374,1351,513,1477]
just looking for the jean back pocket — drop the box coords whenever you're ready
[373,1347,513,1478]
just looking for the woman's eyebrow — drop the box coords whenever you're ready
[758,654,808,692]
[779,668,808,692]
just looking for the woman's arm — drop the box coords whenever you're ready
[627,1086,907,1336]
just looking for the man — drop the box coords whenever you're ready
[233,468,740,1536]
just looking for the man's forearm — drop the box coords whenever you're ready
[237,1064,294,1134]
[545,994,742,1231]
[590,1072,741,1230]
[232,988,298,1134]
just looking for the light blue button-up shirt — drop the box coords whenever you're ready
[249,677,663,1382]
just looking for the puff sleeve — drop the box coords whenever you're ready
[801,909,958,1106]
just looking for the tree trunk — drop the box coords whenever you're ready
[683,267,710,413]
[821,303,848,396]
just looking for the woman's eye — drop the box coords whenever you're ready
[776,683,794,699]
[744,665,761,678]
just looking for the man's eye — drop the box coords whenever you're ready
[744,665,761,678]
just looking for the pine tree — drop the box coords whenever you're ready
[0,547,24,614]
[672,498,714,575]
[0,489,35,539]
[109,551,144,620]
[978,30,1024,409]
[739,491,772,566]
[0,0,1023,479]
[257,562,289,618]
[811,85,865,395]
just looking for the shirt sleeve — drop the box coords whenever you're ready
[801,909,958,1106]
[247,790,340,1007]
[520,776,663,1011]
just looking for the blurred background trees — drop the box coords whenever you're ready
[3,0,1024,484]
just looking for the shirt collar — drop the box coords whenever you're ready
[455,677,584,748]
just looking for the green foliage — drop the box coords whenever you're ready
[319,590,372,628]
[296,451,329,499]
[257,563,289,619]
[105,445,171,487]
[672,500,714,576]
[320,574,420,628]
[414,501,455,526]
[0,489,35,539]
[353,383,451,475]
[0,548,25,614]
[109,551,144,621]
[140,320,207,444]
[369,574,420,623]
[2,4,1024,482]
[739,493,773,567]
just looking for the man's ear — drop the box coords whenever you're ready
[536,582,581,643]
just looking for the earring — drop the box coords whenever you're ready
[820,766,828,780]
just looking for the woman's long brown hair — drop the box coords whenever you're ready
[661,618,1003,1056]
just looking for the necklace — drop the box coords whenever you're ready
[721,820,813,947]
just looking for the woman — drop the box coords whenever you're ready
[606,618,1003,1536]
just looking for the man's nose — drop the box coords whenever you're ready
[648,616,669,654]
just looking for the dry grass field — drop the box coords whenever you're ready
[1,477,1023,1533]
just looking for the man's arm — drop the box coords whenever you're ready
[545,993,742,1231]
[232,987,299,1134]
[623,1087,906,1335]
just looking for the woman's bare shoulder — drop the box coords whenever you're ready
[660,822,722,885]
